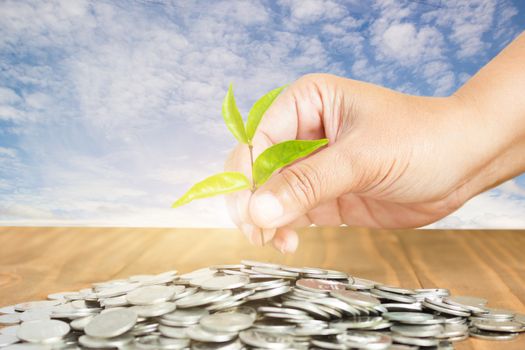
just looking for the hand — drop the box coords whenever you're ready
[225,33,525,253]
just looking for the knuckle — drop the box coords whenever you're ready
[280,164,322,210]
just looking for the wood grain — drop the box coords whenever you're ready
[0,226,524,349]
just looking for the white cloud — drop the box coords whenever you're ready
[279,0,347,24]
[421,0,503,59]
[0,87,21,104]
[0,146,17,158]
[374,22,444,65]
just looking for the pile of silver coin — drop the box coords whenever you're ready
[0,260,524,349]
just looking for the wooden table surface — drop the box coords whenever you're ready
[0,226,524,349]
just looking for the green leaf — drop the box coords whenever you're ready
[253,139,329,186]
[222,84,248,144]
[246,85,286,142]
[172,172,251,208]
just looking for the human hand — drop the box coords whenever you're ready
[225,33,525,253]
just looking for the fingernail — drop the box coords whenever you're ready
[273,236,286,254]
[262,228,275,244]
[282,237,298,254]
[250,230,264,246]
[281,242,297,254]
[251,191,283,227]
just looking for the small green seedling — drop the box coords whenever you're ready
[172,84,328,244]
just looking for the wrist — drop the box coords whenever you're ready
[445,91,525,198]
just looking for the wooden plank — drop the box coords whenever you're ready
[0,226,524,349]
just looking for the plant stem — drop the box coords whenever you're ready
[248,144,264,246]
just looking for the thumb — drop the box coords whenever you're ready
[248,142,354,229]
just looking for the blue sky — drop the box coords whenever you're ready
[0,0,524,227]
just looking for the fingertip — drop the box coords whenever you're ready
[263,228,276,244]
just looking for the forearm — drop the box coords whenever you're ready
[453,31,525,194]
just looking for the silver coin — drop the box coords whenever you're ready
[135,334,189,349]
[206,298,245,312]
[2,345,52,350]
[383,312,434,323]
[330,316,384,330]
[250,266,299,278]
[172,286,195,300]
[475,308,515,320]
[370,289,417,303]
[263,312,313,321]
[0,334,18,347]
[436,323,468,338]
[349,278,378,290]
[130,301,176,317]
[209,264,245,270]
[282,300,331,320]
[258,306,308,316]
[200,312,254,332]
[0,325,19,336]
[126,285,177,305]
[330,290,381,308]
[240,260,281,269]
[246,286,291,300]
[311,297,360,316]
[175,290,231,308]
[391,334,439,347]
[186,325,237,343]
[158,325,188,339]
[382,303,422,312]
[239,329,294,349]
[179,268,217,281]
[14,301,61,312]
[84,308,137,338]
[422,300,470,317]
[415,288,450,295]
[17,319,70,343]
[96,282,141,299]
[424,297,471,314]
[79,333,134,348]
[0,306,16,314]
[293,326,342,336]
[391,324,444,337]
[376,285,415,295]
[217,306,258,321]
[340,331,392,349]
[100,295,129,307]
[244,279,285,290]
[469,326,519,340]
[162,307,209,325]
[296,279,346,293]
[199,275,249,290]
[19,309,51,322]
[191,339,243,350]
[472,319,524,333]
[70,315,94,331]
[280,265,325,274]
[135,273,178,286]
[310,339,346,349]
[0,314,21,325]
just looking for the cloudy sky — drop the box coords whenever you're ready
[0,0,524,228]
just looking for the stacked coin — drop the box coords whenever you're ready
[0,260,524,349]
